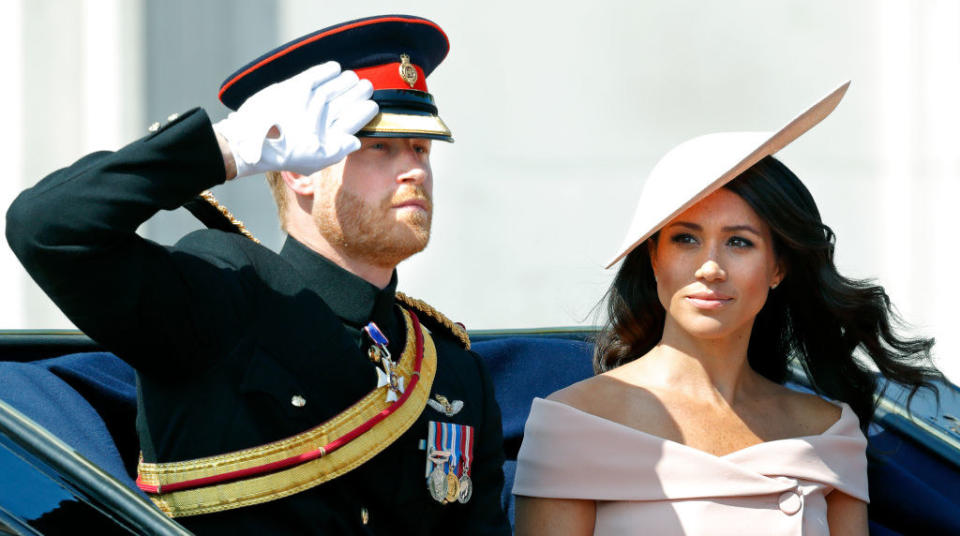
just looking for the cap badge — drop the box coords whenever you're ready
[399,54,418,88]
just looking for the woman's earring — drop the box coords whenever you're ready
[770,282,779,289]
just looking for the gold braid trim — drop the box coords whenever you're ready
[199,190,260,244]
[139,309,436,517]
[395,291,470,350]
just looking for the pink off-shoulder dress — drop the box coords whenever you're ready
[513,398,869,535]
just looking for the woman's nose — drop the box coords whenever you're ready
[695,259,726,282]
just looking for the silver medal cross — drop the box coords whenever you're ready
[374,353,404,402]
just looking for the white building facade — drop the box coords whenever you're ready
[2,0,958,382]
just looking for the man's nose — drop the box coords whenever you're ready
[398,166,427,184]
[397,154,428,185]
[695,259,726,282]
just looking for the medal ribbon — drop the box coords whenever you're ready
[445,422,459,476]
[460,425,473,476]
[426,421,438,477]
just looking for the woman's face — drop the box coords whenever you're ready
[649,188,784,342]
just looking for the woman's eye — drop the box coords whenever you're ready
[728,236,754,248]
[670,233,697,245]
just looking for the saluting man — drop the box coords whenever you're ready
[6,15,510,535]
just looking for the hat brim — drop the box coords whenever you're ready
[605,81,850,269]
[358,112,453,142]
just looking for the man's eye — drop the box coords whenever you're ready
[369,142,385,150]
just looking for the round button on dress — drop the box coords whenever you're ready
[777,490,802,515]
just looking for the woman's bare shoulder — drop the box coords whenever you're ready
[546,374,616,411]
[765,382,844,435]
[545,370,673,434]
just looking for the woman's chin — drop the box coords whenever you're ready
[672,316,741,341]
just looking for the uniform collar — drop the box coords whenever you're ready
[279,236,399,329]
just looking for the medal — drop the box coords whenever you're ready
[428,464,448,502]
[424,421,475,505]
[374,359,405,402]
[363,322,391,362]
[457,474,473,504]
[365,322,404,402]
[445,469,460,503]
[457,424,474,504]
[457,448,473,504]
[443,423,461,503]
[426,446,450,503]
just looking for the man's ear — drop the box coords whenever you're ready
[281,171,314,196]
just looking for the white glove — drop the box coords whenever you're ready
[213,61,379,178]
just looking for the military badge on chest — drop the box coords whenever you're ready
[364,322,404,402]
[427,394,463,416]
[424,421,474,504]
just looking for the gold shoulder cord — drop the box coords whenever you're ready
[395,291,471,350]
[199,190,261,244]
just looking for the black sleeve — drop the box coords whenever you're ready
[5,108,251,374]
[459,351,511,535]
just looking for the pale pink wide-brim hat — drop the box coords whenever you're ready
[606,81,850,269]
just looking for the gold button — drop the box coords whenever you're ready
[291,395,306,407]
[361,506,369,525]
[147,122,161,132]
[167,113,180,122]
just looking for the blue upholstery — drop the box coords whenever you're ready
[471,337,594,521]
[0,352,142,496]
[473,337,594,457]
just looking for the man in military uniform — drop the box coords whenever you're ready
[6,15,510,535]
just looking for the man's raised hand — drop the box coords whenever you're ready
[214,61,379,179]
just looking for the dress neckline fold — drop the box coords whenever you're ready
[534,397,852,460]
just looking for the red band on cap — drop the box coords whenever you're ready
[354,63,428,92]
[219,16,447,103]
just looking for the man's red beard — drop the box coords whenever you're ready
[314,185,433,268]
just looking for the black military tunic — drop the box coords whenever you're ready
[5,108,510,535]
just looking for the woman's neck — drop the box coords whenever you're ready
[635,319,760,406]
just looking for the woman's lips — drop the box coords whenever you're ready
[685,292,733,310]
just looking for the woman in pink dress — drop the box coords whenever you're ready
[513,83,943,535]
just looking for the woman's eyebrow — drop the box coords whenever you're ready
[667,222,761,235]
[722,224,762,235]
[668,221,701,231]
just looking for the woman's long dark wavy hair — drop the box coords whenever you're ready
[594,156,942,426]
